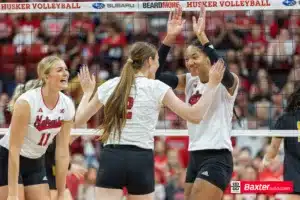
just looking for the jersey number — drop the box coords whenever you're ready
[38,133,51,146]
[126,97,134,119]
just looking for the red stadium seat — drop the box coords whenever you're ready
[1,44,25,64]
[0,64,15,74]
[26,63,38,76]
[25,44,47,64]
[1,44,16,64]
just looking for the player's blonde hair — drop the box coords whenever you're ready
[100,42,157,143]
[8,55,63,112]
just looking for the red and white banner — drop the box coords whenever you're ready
[0,0,299,13]
[229,181,294,194]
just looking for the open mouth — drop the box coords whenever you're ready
[60,80,68,84]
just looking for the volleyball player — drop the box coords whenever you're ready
[0,55,75,200]
[156,6,239,200]
[74,41,225,200]
[261,87,300,200]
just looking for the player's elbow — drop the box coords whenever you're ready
[186,114,201,124]
[191,118,201,124]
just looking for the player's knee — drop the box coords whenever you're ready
[184,184,193,200]
[184,192,190,200]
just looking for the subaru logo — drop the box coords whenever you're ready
[282,0,296,6]
[92,2,105,9]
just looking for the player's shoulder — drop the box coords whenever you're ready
[18,87,40,101]
[144,78,168,88]
[59,91,74,107]
[98,77,120,89]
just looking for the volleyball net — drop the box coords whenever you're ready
[0,0,300,139]
[1,1,300,198]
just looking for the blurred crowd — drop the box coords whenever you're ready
[0,2,300,199]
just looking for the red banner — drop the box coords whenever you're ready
[228,181,293,194]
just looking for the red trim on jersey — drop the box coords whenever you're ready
[41,87,60,110]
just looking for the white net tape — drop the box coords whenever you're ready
[0,128,299,137]
[0,0,299,13]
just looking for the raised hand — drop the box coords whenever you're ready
[192,4,206,36]
[208,59,225,87]
[166,6,186,39]
[78,65,96,96]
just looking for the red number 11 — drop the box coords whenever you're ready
[38,133,50,146]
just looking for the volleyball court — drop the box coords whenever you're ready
[0,0,299,199]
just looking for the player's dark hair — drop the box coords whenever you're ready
[285,87,300,112]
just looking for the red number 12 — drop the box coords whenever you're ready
[126,97,134,119]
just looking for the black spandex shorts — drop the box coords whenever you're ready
[0,146,47,186]
[96,144,154,195]
[185,149,233,191]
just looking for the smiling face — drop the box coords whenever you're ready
[37,56,69,91]
[46,60,69,91]
[184,45,210,77]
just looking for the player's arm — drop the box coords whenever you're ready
[197,32,238,95]
[264,137,282,161]
[163,60,224,123]
[156,38,186,91]
[193,6,237,95]
[55,120,72,197]
[155,7,187,91]
[75,65,102,127]
[262,116,285,168]
[8,100,30,197]
[75,93,103,127]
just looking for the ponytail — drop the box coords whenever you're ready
[8,79,43,112]
[100,59,136,143]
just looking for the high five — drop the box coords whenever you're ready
[75,41,225,200]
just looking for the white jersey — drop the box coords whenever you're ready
[97,77,170,150]
[185,73,239,152]
[0,87,75,159]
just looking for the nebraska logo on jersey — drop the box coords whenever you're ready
[189,91,202,105]
[34,116,62,131]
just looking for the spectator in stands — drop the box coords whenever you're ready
[77,167,97,200]
[0,14,14,44]
[4,65,27,97]
[0,7,299,200]
[267,28,294,68]
[211,15,244,53]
